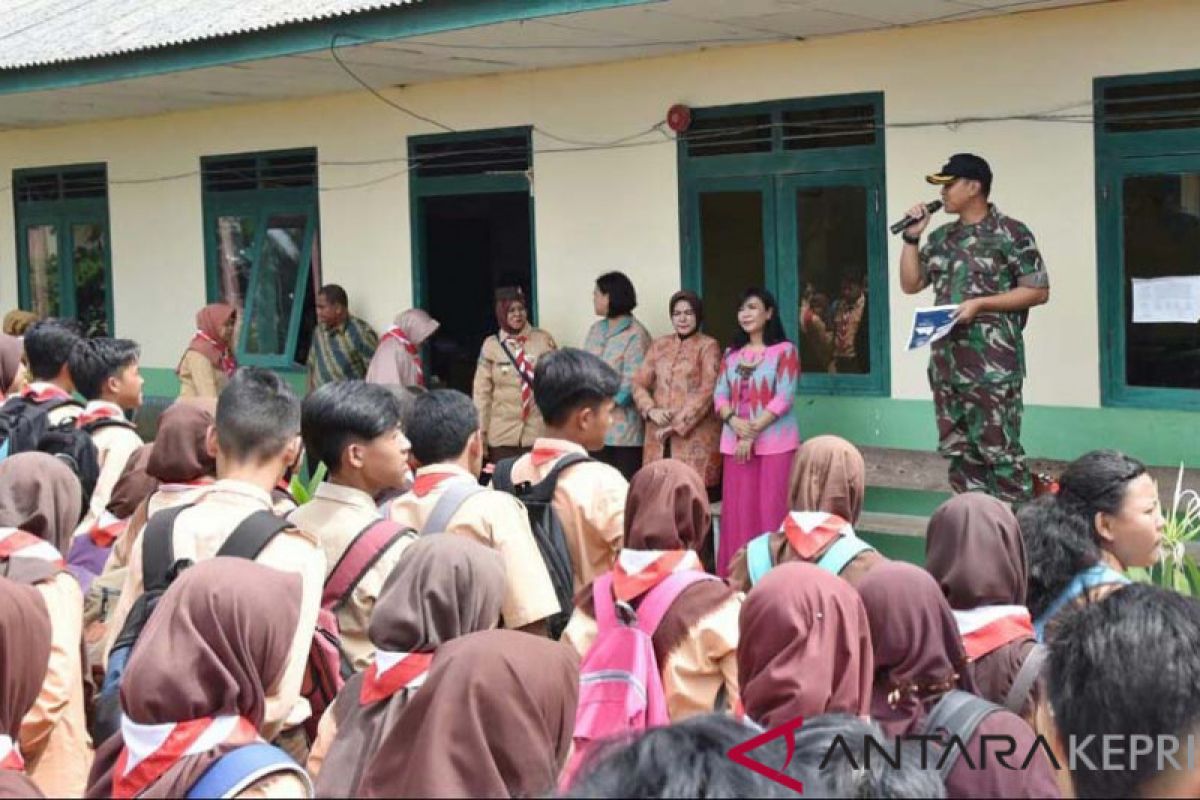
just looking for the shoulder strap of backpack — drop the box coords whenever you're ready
[81,416,136,434]
[636,571,719,636]
[322,519,410,611]
[142,504,194,592]
[541,452,593,487]
[216,511,291,561]
[816,535,875,576]
[922,690,1002,782]
[491,457,518,492]
[591,572,618,632]
[746,534,774,586]
[186,743,310,800]
[1003,643,1048,716]
[422,480,487,535]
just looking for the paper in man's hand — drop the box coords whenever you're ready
[906,305,959,351]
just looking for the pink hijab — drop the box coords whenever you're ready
[180,304,237,376]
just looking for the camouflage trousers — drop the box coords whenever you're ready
[930,378,1032,504]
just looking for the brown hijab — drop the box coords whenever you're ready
[0,452,82,557]
[856,561,977,738]
[669,290,704,338]
[145,399,217,484]
[0,577,52,798]
[85,559,302,799]
[181,304,237,375]
[739,562,873,729]
[624,459,709,551]
[925,492,1027,608]
[317,536,507,797]
[360,629,578,799]
[106,445,159,519]
[0,334,22,395]
[495,286,528,335]
[787,435,866,524]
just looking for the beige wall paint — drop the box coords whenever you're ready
[0,0,1195,407]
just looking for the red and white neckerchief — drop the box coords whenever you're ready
[192,331,237,376]
[89,511,129,548]
[77,401,125,429]
[382,327,424,386]
[359,650,434,706]
[20,383,71,404]
[0,735,24,771]
[0,528,63,566]
[612,549,703,602]
[503,336,535,420]
[113,714,258,799]
[953,605,1035,660]
[780,512,854,560]
[530,441,579,468]
[411,471,468,499]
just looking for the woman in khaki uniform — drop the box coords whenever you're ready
[177,303,237,398]
[472,287,556,463]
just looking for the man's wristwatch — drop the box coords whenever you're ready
[902,232,921,245]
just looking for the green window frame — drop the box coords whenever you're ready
[1095,70,1200,409]
[201,148,320,369]
[677,92,890,396]
[13,163,114,336]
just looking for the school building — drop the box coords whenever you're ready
[1,0,1199,545]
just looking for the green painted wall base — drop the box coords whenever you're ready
[141,366,307,398]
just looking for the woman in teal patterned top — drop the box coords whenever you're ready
[584,271,651,481]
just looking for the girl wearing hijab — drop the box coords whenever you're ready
[738,562,873,729]
[366,308,440,387]
[925,493,1041,720]
[177,303,238,398]
[0,332,26,398]
[631,290,722,492]
[0,453,91,798]
[472,286,557,463]
[353,629,577,799]
[857,562,1059,799]
[0,577,54,799]
[86,558,310,799]
[308,535,507,794]
[727,435,883,591]
[563,460,741,721]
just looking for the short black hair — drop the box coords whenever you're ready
[533,348,620,427]
[1047,583,1200,799]
[564,714,819,799]
[67,338,140,400]
[301,380,401,474]
[403,389,479,465]
[24,319,81,381]
[595,271,638,318]
[318,284,349,307]
[792,714,946,799]
[215,367,301,463]
[730,287,789,349]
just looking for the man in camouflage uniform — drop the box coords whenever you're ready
[898,154,1050,503]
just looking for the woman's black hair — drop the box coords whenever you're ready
[730,287,788,349]
[1022,449,1149,620]
[595,271,638,318]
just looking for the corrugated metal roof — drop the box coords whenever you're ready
[0,0,420,70]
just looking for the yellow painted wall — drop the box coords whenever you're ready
[0,0,1196,408]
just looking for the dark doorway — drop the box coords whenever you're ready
[420,191,533,394]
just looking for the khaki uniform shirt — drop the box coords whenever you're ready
[177,350,229,399]
[75,400,144,539]
[472,327,556,449]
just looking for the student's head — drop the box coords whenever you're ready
[564,714,819,798]
[302,380,409,495]
[1057,449,1163,571]
[732,288,788,349]
[211,367,302,475]
[1046,583,1200,799]
[403,389,482,475]
[787,435,866,524]
[593,271,637,319]
[792,714,946,799]
[533,348,619,452]
[23,319,81,384]
[316,284,349,328]
[67,337,142,407]
[1021,495,1099,621]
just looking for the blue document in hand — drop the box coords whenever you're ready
[906,305,959,351]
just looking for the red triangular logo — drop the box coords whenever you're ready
[727,715,806,794]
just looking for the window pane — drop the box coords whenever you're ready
[71,223,108,337]
[25,225,60,319]
[244,214,307,357]
[1123,173,1200,389]
[795,185,870,374]
[686,114,772,157]
[782,105,876,150]
[215,214,257,309]
[699,191,765,347]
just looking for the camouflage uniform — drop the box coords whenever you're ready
[919,205,1049,503]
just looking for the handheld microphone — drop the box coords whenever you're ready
[890,200,943,235]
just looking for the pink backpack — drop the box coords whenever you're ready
[562,569,718,787]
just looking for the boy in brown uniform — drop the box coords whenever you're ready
[16,319,83,426]
[105,368,325,738]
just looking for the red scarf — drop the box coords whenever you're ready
[190,331,237,377]
[530,442,578,468]
[20,384,71,404]
[0,528,64,567]
[0,736,23,771]
[952,606,1035,660]
[359,650,434,706]
[383,327,424,386]
[77,403,126,430]
[411,471,465,499]
[503,336,535,420]
[113,715,258,799]
[89,511,128,548]
[781,512,854,560]
[611,550,702,602]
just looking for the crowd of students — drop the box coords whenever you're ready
[0,315,1195,799]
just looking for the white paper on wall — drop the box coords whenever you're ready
[1131,276,1200,324]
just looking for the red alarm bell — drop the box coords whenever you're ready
[667,104,692,133]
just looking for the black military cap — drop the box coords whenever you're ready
[926,153,992,193]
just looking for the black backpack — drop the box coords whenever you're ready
[90,504,292,745]
[0,395,100,508]
[920,690,1003,781]
[492,453,590,639]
